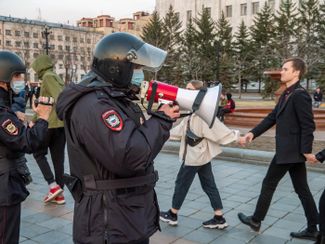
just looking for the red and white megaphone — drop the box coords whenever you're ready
[140,80,222,128]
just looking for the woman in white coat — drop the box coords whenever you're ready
[160,80,239,229]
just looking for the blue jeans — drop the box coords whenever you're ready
[172,162,223,211]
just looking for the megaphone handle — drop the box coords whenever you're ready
[146,81,158,114]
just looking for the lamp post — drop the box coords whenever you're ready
[215,41,220,82]
[42,25,51,55]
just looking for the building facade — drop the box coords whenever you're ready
[0,16,103,83]
[77,11,151,36]
[155,0,299,33]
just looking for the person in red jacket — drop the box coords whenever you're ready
[218,92,235,121]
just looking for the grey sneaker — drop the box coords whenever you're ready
[202,215,228,229]
[160,209,178,226]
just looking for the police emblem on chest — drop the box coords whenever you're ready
[1,119,19,135]
[102,110,123,131]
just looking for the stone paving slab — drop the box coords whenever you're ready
[19,150,325,243]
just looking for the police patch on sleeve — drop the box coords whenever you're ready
[1,119,19,136]
[102,110,123,131]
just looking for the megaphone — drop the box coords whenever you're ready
[140,80,222,128]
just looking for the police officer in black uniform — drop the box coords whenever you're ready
[0,51,53,243]
[56,32,180,244]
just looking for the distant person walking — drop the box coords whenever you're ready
[31,54,66,204]
[313,87,323,108]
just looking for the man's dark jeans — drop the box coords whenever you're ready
[253,157,318,229]
[172,162,223,210]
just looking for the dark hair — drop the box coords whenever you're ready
[282,57,307,79]
[226,93,232,99]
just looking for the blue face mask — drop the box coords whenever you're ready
[131,69,144,87]
[10,80,25,94]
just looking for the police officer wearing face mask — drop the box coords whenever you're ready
[56,32,180,244]
[0,51,53,243]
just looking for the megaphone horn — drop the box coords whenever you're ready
[141,80,222,128]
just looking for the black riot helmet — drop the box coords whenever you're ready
[0,51,26,83]
[91,32,167,88]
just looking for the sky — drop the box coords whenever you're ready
[0,0,156,25]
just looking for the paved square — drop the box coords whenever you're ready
[20,149,325,243]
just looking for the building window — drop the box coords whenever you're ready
[252,2,260,14]
[73,37,78,43]
[24,32,30,38]
[226,5,232,17]
[59,64,64,69]
[58,35,63,41]
[24,42,30,48]
[86,39,91,44]
[5,30,11,36]
[65,46,70,51]
[50,44,55,50]
[58,54,64,59]
[6,40,12,46]
[15,41,21,47]
[50,34,55,40]
[33,53,39,58]
[205,7,211,17]
[15,30,21,36]
[51,54,56,60]
[33,43,38,48]
[33,33,38,38]
[80,38,84,43]
[240,3,247,16]
[58,45,63,51]
[65,36,70,42]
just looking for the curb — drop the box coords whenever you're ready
[162,140,325,173]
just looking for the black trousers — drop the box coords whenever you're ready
[253,157,318,229]
[33,127,66,188]
[320,189,325,235]
[172,162,223,211]
[0,203,21,244]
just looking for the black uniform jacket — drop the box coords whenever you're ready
[56,74,173,244]
[0,88,48,206]
[251,82,315,164]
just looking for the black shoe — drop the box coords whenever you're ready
[202,215,229,229]
[237,212,261,232]
[290,228,319,241]
[319,235,325,244]
[160,209,178,226]
[314,234,325,244]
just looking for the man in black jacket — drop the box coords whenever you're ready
[237,57,319,241]
[0,51,52,243]
[56,33,180,244]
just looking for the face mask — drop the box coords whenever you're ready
[10,80,25,94]
[131,69,144,87]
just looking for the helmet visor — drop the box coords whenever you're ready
[132,43,167,72]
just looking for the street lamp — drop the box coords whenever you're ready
[214,40,221,83]
[41,25,52,55]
